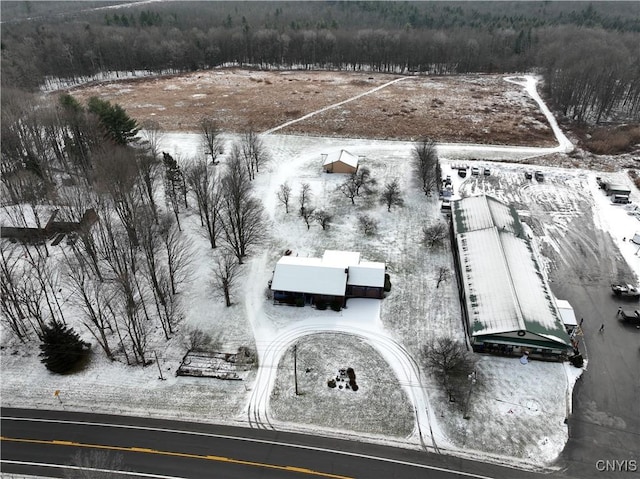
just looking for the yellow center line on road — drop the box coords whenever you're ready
[1,436,353,479]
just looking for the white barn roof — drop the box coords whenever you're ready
[453,195,570,348]
[457,228,524,335]
[322,150,359,169]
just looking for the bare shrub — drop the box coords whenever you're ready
[436,266,450,288]
[379,178,404,212]
[183,328,218,352]
[423,221,449,248]
[422,337,478,402]
[583,125,640,155]
[358,215,378,236]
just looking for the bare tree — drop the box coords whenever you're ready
[423,337,477,402]
[95,210,149,365]
[338,177,359,205]
[199,116,224,163]
[22,246,66,326]
[220,153,266,263]
[64,256,116,360]
[94,145,141,247]
[138,208,177,339]
[277,182,292,214]
[0,244,31,341]
[353,166,377,196]
[299,182,312,215]
[313,210,333,230]
[158,213,193,295]
[380,178,404,211]
[413,138,440,196]
[358,215,378,236]
[57,186,103,280]
[301,204,316,230]
[240,128,269,180]
[436,266,450,288]
[137,120,164,222]
[140,119,164,161]
[20,270,48,339]
[423,221,449,248]
[3,170,52,258]
[185,158,223,249]
[212,252,241,307]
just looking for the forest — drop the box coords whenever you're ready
[1,1,640,124]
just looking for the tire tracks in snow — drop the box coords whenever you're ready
[262,76,411,135]
[244,314,447,452]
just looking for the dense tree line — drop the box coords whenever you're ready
[1,1,639,123]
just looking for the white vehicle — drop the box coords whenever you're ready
[612,194,631,205]
[611,283,640,298]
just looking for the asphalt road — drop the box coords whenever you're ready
[551,284,640,479]
[1,408,551,479]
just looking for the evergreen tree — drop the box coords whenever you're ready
[87,97,139,145]
[39,321,90,374]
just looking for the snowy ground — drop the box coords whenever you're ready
[2,74,637,473]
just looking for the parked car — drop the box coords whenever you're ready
[458,168,467,178]
[534,171,544,181]
[524,171,533,180]
[618,308,640,324]
[471,167,480,176]
[611,283,640,298]
[483,168,491,176]
[612,194,631,205]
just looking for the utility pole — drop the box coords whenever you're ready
[463,370,477,419]
[293,344,299,396]
[155,351,165,380]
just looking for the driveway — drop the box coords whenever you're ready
[547,220,640,478]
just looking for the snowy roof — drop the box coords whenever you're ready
[270,250,384,295]
[452,195,521,235]
[322,150,359,169]
[348,262,385,288]
[0,204,57,229]
[453,195,570,348]
[271,256,348,296]
[323,250,360,265]
[556,299,578,326]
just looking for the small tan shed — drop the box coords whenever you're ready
[322,150,359,174]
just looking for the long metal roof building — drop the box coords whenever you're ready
[452,195,571,356]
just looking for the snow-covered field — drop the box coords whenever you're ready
[3,74,638,472]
